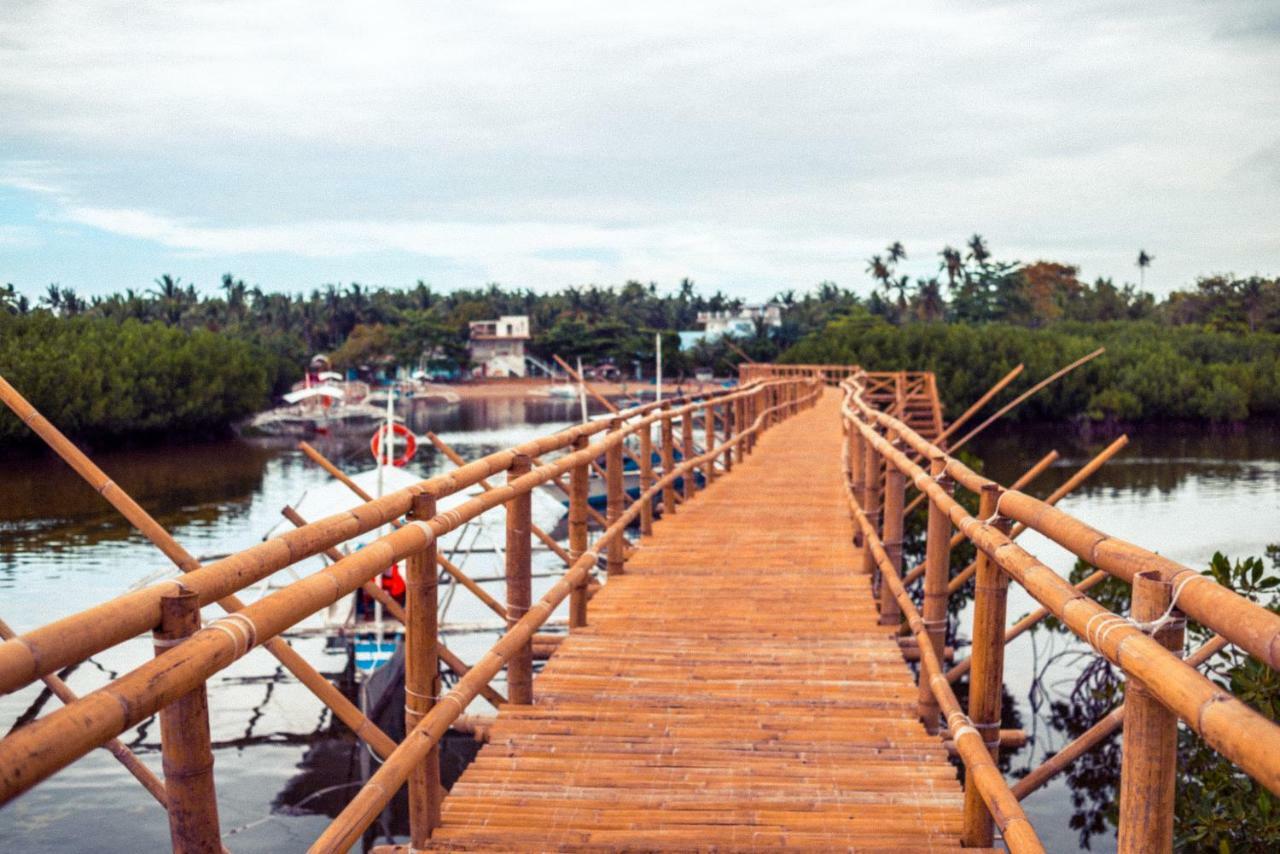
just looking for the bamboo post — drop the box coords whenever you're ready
[681,408,696,499]
[153,590,220,854]
[721,398,733,472]
[962,484,1012,847]
[0,383,399,761]
[703,403,716,484]
[849,426,866,553]
[282,507,508,707]
[861,429,881,578]
[405,494,442,843]
[505,454,534,705]
[638,422,655,535]
[568,436,591,628]
[732,397,744,464]
[660,403,676,515]
[1012,635,1227,801]
[1118,570,1184,854]
[879,438,905,626]
[918,455,953,734]
[606,418,626,576]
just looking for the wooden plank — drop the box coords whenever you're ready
[426,390,970,851]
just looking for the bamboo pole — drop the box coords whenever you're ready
[1012,634,1228,801]
[405,494,442,843]
[899,448,1061,588]
[424,432,574,565]
[309,379,818,853]
[639,421,655,535]
[0,615,170,809]
[552,353,618,414]
[861,427,881,577]
[680,408,696,500]
[569,435,591,629]
[843,463,1044,852]
[0,379,808,805]
[721,396,733,472]
[962,484,1011,848]
[280,506,507,707]
[948,568,1110,683]
[918,455,952,734]
[843,386,1280,797]
[934,364,1024,447]
[947,348,1106,454]
[945,437,1128,594]
[606,418,626,576]
[703,402,716,484]
[300,439,509,619]
[505,455,534,705]
[879,436,905,626]
[153,590,220,853]
[1118,570,1183,854]
[660,403,676,515]
[0,379,398,760]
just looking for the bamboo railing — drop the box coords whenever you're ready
[831,367,1280,853]
[0,372,820,851]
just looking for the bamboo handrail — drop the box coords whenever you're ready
[0,375,399,760]
[0,382,764,699]
[0,377,813,804]
[280,506,507,707]
[1010,634,1230,801]
[841,375,1280,798]
[308,379,823,852]
[842,455,1043,852]
[900,449,1059,587]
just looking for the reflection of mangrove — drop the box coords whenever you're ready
[5,657,118,733]
[0,439,275,525]
[972,419,1280,499]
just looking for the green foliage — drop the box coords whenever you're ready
[0,313,271,445]
[1176,551,1280,852]
[782,311,1280,422]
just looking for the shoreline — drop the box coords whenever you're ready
[440,377,731,400]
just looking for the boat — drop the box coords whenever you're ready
[241,386,390,437]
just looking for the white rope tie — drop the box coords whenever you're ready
[1084,573,1208,652]
[981,490,1009,525]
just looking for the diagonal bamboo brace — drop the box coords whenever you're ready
[0,376,399,760]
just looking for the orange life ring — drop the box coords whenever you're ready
[370,423,417,467]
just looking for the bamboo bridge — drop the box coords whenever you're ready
[1,362,1279,853]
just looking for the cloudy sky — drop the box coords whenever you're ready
[1,0,1277,302]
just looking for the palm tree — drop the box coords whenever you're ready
[865,255,891,286]
[886,241,906,264]
[913,278,946,322]
[967,234,990,264]
[1137,250,1154,288]
[938,246,963,286]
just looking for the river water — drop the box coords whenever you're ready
[1,399,1277,852]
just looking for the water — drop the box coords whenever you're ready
[966,421,1280,851]
[0,395,599,852]
[2,403,1278,851]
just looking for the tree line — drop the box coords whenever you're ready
[2,236,1278,443]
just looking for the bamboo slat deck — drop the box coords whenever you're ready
[429,389,980,851]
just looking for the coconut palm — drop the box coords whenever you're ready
[939,246,964,287]
[886,241,906,264]
[1137,250,1154,288]
[865,254,891,286]
[967,234,990,264]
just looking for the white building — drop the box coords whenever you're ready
[468,315,530,377]
[681,303,783,350]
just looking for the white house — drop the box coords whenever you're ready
[680,303,783,350]
[468,315,531,377]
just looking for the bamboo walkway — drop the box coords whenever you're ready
[430,390,979,851]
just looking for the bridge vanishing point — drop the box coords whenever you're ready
[0,364,1278,853]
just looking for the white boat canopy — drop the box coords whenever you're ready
[317,371,344,381]
[283,385,347,404]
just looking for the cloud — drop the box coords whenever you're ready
[0,0,1278,295]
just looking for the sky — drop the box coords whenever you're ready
[1,0,1278,303]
